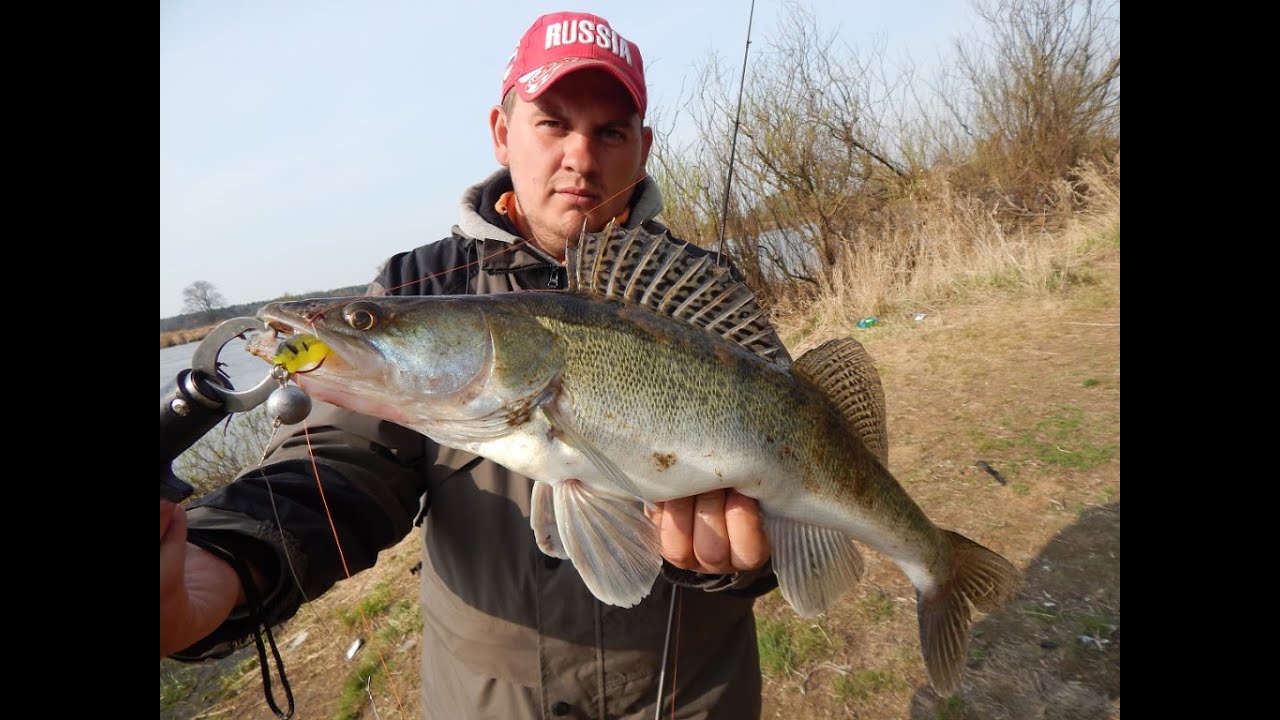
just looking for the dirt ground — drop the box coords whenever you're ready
[162,251,1120,720]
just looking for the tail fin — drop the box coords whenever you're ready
[917,531,1021,695]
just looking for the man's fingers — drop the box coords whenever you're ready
[160,500,185,547]
[657,491,770,574]
[659,496,696,568]
[724,492,770,571]
[692,491,733,573]
[160,499,178,542]
[159,503,189,605]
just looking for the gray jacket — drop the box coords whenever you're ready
[180,170,775,719]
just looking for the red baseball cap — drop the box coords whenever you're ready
[501,11,647,118]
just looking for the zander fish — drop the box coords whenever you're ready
[250,223,1020,694]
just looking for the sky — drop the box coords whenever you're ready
[160,0,973,319]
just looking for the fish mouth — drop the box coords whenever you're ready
[264,319,297,334]
[256,305,324,347]
[245,309,331,371]
[252,301,388,378]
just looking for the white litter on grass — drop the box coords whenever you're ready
[346,638,365,661]
[287,630,309,650]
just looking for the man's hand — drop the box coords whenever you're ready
[646,490,771,574]
[160,499,240,657]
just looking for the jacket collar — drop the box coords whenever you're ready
[453,169,667,272]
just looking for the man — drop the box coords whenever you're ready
[161,11,780,719]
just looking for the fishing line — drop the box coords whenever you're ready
[246,410,412,717]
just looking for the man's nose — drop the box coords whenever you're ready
[561,131,597,175]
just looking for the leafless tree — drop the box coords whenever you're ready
[182,280,227,314]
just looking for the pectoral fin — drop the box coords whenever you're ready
[765,515,865,617]
[553,479,663,608]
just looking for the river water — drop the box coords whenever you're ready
[159,337,271,397]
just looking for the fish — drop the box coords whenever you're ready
[248,222,1021,694]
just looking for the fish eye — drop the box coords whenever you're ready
[343,302,381,331]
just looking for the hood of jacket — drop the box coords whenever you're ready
[453,168,667,249]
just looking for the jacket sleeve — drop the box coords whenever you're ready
[172,239,467,662]
[173,402,434,661]
[661,559,778,598]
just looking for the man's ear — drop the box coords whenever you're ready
[638,125,654,176]
[490,105,510,166]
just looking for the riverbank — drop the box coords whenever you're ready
[160,325,214,349]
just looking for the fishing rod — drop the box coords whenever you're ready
[715,0,757,268]
[654,4,757,718]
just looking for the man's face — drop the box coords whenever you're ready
[491,69,652,256]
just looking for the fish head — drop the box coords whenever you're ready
[249,296,563,428]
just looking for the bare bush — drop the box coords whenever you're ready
[173,405,276,499]
[944,0,1120,213]
[651,3,914,303]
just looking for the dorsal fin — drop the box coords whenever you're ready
[566,221,792,368]
[793,338,888,464]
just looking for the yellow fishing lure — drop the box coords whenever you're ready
[271,335,330,374]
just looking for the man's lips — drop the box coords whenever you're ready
[556,187,600,206]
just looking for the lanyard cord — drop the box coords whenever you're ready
[187,536,296,719]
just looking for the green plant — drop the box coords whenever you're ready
[159,664,197,710]
[983,405,1119,470]
[375,599,424,646]
[755,617,833,676]
[834,668,902,701]
[937,695,967,720]
[219,655,259,696]
[858,591,897,623]
[1020,603,1060,625]
[1077,612,1118,637]
[338,581,395,628]
[332,657,383,720]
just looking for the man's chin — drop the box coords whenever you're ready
[558,212,610,238]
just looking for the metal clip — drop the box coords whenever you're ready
[189,316,276,413]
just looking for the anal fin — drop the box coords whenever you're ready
[765,514,866,617]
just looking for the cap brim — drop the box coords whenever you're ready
[514,58,645,117]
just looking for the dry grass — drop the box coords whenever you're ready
[773,159,1120,355]
[161,325,216,348]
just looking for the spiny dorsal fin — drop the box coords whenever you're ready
[793,338,888,464]
[567,221,791,368]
